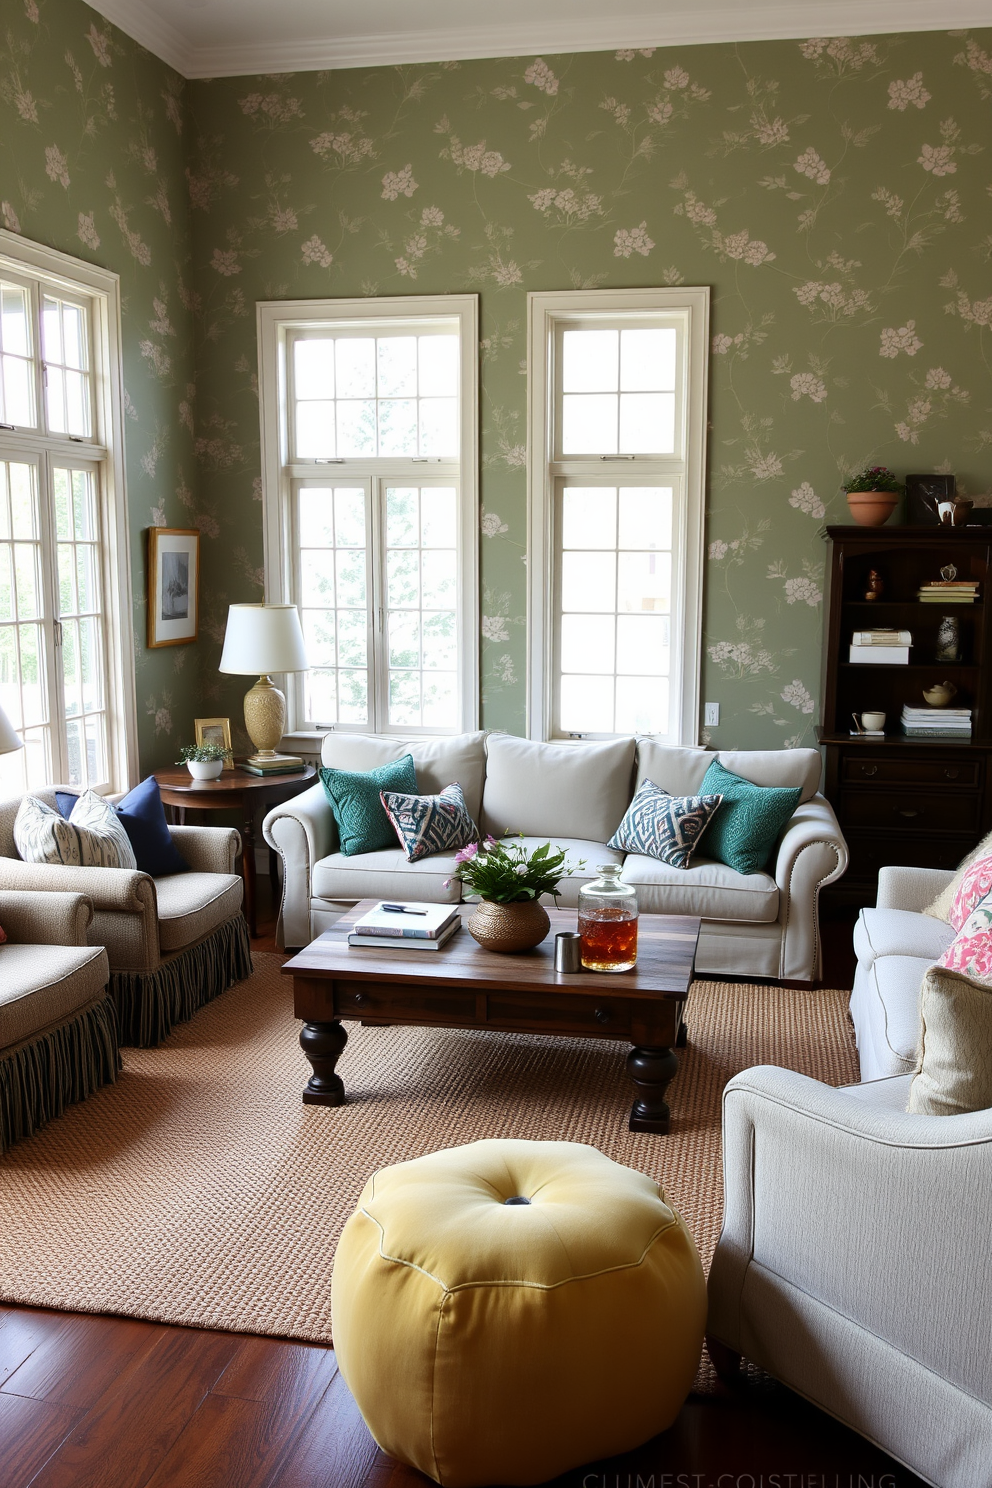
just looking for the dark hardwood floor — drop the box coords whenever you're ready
[0,856,922,1488]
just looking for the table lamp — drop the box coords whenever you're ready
[0,703,24,757]
[218,603,309,770]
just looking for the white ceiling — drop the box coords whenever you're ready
[85,0,992,80]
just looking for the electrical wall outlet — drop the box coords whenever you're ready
[704,702,720,727]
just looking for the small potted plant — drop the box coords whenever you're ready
[176,741,233,781]
[447,836,583,952]
[843,465,904,527]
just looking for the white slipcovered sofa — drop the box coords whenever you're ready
[707,1065,992,1488]
[263,731,848,982]
[851,865,956,1079]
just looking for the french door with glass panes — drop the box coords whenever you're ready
[295,478,461,732]
[0,269,115,795]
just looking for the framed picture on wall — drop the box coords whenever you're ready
[148,528,199,648]
[195,716,234,769]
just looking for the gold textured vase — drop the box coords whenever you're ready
[242,674,302,769]
[466,898,551,954]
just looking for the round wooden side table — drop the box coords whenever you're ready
[153,764,317,938]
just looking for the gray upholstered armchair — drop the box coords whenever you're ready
[0,788,252,1046]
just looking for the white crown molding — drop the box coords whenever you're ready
[85,0,992,80]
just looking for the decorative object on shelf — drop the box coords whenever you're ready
[952,497,974,526]
[861,711,886,732]
[219,603,309,772]
[936,615,961,663]
[865,569,885,601]
[906,473,956,525]
[194,717,234,770]
[902,703,971,738]
[451,836,579,953]
[918,567,979,603]
[147,527,199,649]
[922,682,959,707]
[175,741,232,780]
[843,466,904,527]
[578,863,639,972]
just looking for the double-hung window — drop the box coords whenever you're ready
[0,233,134,797]
[527,288,709,745]
[258,295,478,736]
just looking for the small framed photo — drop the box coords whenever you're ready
[195,716,234,768]
[148,528,199,648]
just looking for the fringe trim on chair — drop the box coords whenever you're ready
[0,995,121,1154]
[112,914,254,1048]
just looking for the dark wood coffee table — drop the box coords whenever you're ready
[282,902,700,1134]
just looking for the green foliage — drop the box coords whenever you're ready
[175,741,233,763]
[451,834,582,904]
[843,466,905,495]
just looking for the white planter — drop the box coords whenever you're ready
[186,758,224,780]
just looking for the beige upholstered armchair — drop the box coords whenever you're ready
[707,1066,992,1488]
[0,788,252,1046]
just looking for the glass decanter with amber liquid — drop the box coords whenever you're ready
[577,864,638,972]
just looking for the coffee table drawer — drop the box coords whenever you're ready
[334,981,477,1023]
[486,990,632,1037]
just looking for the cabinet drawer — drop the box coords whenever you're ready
[841,756,981,788]
[334,981,477,1023]
[841,790,980,832]
[845,830,976,877]
[486,991,632,1037]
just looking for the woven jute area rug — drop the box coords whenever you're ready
[0,954,858,1343]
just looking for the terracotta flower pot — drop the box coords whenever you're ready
[466,898,551,953]
[846,490,898,527]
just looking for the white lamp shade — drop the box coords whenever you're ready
[218,604,309,676]
[0,704,23,756]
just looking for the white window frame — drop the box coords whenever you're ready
[0,230,137,793]
[257,294,479,739]
[526,287,709,745]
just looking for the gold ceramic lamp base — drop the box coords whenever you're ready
[242,675,302,769]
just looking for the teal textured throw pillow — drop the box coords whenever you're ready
[698,759,802,876]
[319,755,418,856]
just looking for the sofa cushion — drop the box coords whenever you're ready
[924,827,992,922]
[312,847,465,905]
[607,779,723,869]
[481,735,635,843]
[69,790,139,870]
[56,777,189,877]
[13,796,81,866]
[948,855,992,931]
[319,755,418,856]
[853,907,955,971]
[155,872,244,952]
[909,964,992,1115]
[381,782,477,863]
[619,853,779,922]
[937,892,992,979]
[0,943,109,1049]
[699,760,802,876]
[320,731,488,823]
[633,742,821,804]
[632,743,710,796]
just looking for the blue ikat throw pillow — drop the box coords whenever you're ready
[608,778,723,870]
[380,781,477,862]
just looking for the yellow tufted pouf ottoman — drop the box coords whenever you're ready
[331,1138,706,1487]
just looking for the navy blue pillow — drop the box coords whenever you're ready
[56,777,189,877]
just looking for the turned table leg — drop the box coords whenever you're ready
[627,1044,679,1133]
[299,1020,348,1106]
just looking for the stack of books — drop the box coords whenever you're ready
[901,705,973,739]
[917,580,980,604]
[849,629,911,665]
[242,757,307,777]
[347,901,462,951]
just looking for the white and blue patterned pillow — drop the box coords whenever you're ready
[380,781,477,863]
[608,778,723,870]
[13,795,82,866]
[69,789,138,870]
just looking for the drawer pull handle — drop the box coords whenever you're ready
[594,1007,610,1023]
[945,768,960,780]
[898,809,921,818]
[861,765,878,777]
[353,991,368,1006]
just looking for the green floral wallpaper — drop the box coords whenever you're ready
[4,2,992,763]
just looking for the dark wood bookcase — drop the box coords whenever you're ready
[819,526,992,904]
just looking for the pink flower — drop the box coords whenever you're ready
[454,843,479,864]
[484,834,498,847]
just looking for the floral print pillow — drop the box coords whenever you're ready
[939,891,992,982]
[948,855,992,932]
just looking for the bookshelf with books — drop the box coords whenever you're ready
[819,526,992,901]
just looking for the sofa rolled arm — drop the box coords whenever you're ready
[168,824,240,875]
[772,795,848,981]
[263,781,337,948]
[876,864,954,914]
[0,858,157,915]
[709,1064,992,1364]
[0,889,93,946]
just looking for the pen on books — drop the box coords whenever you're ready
[382,904,429,915]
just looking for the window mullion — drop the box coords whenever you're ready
[35,452,66,783]
[368,477,386,732]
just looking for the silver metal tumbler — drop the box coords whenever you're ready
[554,931,582,973]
